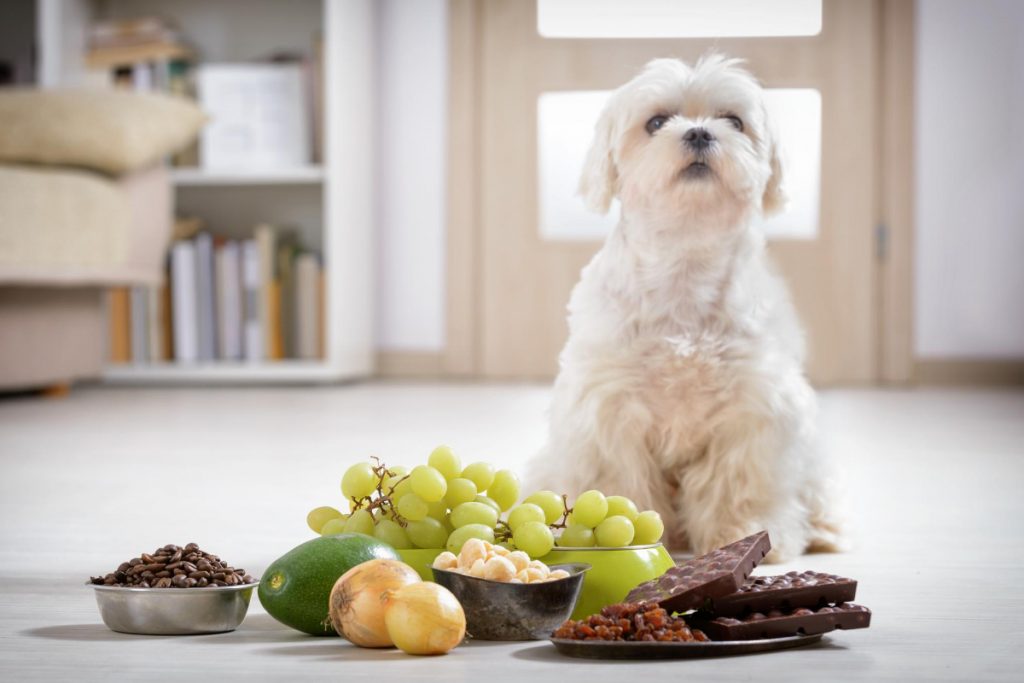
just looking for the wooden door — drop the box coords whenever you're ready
[474,0,879,384]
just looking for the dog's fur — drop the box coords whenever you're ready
[530,55,843,562]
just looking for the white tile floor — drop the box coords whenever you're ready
[0,383,1022,681]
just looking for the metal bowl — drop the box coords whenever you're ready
[432,563,589,641]
[89,582,257,635]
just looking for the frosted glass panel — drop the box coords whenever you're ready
[537,0,822,38]
[537,91,619,241]
[537,88,821,242]
[757,88,821,240]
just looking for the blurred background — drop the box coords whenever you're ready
[0,0,1020,391]
[0,4,1021,677]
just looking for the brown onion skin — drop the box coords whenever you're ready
[329,559,421,647]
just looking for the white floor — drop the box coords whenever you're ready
[0,383,1021,681]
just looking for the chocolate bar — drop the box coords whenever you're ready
[625,530,771,612]
[690,602,871,641]
[705,570,858,617]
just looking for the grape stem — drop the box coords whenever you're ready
[349,457,410,528]
[549,493,573,530]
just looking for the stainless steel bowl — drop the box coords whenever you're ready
[90,582,257,635]
[432,563,589,641]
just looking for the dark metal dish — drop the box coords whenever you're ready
[549,633,824,659]
[432,562,590,641]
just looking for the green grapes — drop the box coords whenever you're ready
[488,469,521,511]
[557,523,596,547]
[382,466,409,492]
[605,495,639,522]
[409,465,447,502]
[428,444,462,480]
[341,462,377,500]
[426,499,448,521]
[374,518,413,549]
[572,490,608,528]
[396,493,429,521]
[524,490,564,524]
[406,517,449,549]
[306,505,343,533]
[512,521,554,558]
[444,477,478,508]
[343,509,375,536]
[461,462,495,492]
[633,510,665,545]
[507,503,546,531]
[449,501,498,529]
[319,516,349,536]
[446,523,495,553]
[474,495,501,515]
[595,515,635,547]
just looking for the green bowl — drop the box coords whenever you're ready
[397,544,675,619]
[539,544,675,619]
[397,548,445,580]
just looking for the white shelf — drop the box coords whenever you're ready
[102,360,361,384]
[171,166,326,186]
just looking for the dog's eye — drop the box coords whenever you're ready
[645,115,669,135]
[721,114,744,132]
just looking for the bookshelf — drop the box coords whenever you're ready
[37,0,375,384]
[171,166,326,187]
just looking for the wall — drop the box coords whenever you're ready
[914,0,1024,359]
[375,0,448,352]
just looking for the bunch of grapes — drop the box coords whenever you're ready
[306,446,665,559]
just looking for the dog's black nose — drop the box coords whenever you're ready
[683,127,714,150]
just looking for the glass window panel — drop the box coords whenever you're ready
[757,88,821,240]
[537,0,822,39]
[537,90,619,242]
[537,88,821,242]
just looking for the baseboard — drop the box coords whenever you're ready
[375,351,445,378]
[914,359,1024,386]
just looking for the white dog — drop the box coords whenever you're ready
[531,55,843,562]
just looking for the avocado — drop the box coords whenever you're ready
[259,533,399,636]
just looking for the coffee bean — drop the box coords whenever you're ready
[90,544,257,589]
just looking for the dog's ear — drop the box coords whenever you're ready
[578,104,618,214]
[761,119,787,216]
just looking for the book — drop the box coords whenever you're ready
[215,241,243,360]
[147,286,163,362]
[107,288,131,363]
[276,236,300,358]
[130,286,149,363]
[160,281,174,361]
[254,224,276,360]
[195,232,217,361]
[86,42,192,69]
[196,63,311,169]
[241,239,263,362]
[295,253,320,360]
[170,241,199,363]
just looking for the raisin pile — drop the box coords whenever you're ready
[553,602,709,642]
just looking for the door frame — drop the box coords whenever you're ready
[441,0,916,383]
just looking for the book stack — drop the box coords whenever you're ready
[86,17,193,93]
[108,224,325,365]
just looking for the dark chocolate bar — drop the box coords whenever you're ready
[690,602,871,641]
[625,531,771,612]
[706,570,857,617]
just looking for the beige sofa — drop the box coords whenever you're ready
[0,89,203,390]
[0,165,171,389]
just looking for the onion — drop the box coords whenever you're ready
[328,559,421,647]
[383,582,466,655]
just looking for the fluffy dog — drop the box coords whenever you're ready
[530,55,843,562]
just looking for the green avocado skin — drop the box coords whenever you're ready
[258,533,399,636]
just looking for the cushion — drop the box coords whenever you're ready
[0,89,204,176]
[0,164,171,285]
